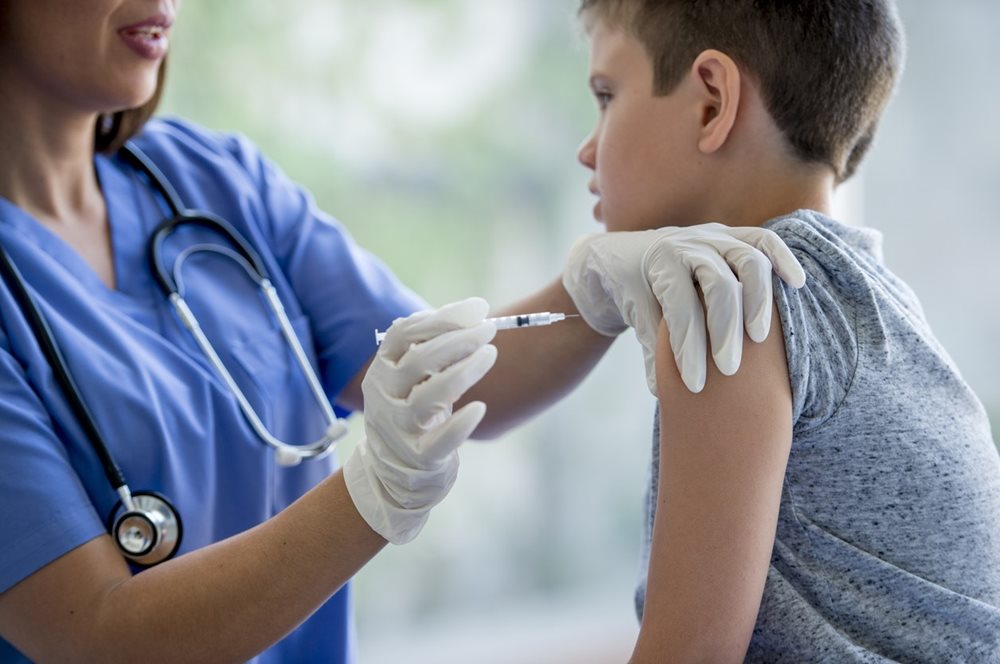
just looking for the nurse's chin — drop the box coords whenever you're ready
[100,74,161,113]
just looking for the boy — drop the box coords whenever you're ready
[569,1,1000,660]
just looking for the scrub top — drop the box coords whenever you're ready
[0,118,426,663]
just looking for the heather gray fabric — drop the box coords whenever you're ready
[636,211,1000,662]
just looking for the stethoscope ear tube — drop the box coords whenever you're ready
[146,211,271,297]
[119,142,187,216]
[122,142,272,299]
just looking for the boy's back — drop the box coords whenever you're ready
[640,211,1000,661]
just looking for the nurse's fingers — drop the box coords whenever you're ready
[419,401,488,461]
[726,226,806,289]
[689,247,744,378]
[656,263,710,394]
[380,298,490,363]
[408,344,498,430]
[385,321,497,399]
[723,242,774,343]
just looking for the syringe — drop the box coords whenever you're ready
[375,312,577,345]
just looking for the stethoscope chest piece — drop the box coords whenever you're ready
[109,491,183,567]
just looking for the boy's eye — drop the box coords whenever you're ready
[594,91,612,109]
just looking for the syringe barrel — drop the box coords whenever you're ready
[490,312,564,330]
[376,312,567,345]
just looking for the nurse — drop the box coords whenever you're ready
[0,1,804,662]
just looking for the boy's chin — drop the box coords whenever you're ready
[603,217,659,233]
[600,204,674,232]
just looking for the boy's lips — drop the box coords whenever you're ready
[587,182,602,221]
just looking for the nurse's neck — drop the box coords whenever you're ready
[0,101,106,231]
[0,100,117,288]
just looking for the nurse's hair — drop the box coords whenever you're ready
[94,59,167,155]
[578,0,905,183]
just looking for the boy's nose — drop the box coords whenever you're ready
[577,134,596,170]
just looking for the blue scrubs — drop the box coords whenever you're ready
[0,118,426,662]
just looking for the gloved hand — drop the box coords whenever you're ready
[343,297,497,544]
[563,223,806,394]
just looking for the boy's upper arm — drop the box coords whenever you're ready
[633,311,793,662]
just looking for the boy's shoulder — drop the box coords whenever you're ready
[763,210,881,433]
[763,209,893,301]
[764,210,884,267]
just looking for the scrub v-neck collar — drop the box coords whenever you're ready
[0,151,163,308]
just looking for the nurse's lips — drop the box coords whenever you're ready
[119,13,173,60]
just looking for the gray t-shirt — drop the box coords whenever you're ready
[637,211,1000,662]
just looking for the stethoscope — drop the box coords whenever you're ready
[0,143,349,566]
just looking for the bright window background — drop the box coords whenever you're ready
[160,2,999,661]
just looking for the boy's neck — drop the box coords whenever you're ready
[703,159,837,228]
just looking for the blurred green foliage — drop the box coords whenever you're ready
[162,0,594,305]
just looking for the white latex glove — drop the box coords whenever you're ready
[563,223,806,394]
[343,297,497,544]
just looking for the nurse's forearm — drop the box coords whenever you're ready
[463,277,616,439]
[105,471,385,661]
[0,471,386,663]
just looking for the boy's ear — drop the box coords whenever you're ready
[690,49,741,154]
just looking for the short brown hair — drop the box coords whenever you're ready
[579,0,905,182]
[94,59,168,154]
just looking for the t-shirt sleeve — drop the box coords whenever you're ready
[0,342,104,593]
[137,119,428,408]
[767,218,860,434]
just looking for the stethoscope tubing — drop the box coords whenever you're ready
[120,143,347,464]
[119,145,271,297]
[0,243,130,496]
